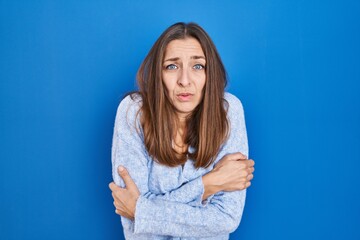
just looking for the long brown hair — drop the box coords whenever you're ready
[135,22,229,168]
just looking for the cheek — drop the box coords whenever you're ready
[196,74,206,92]
[162,74,176,96]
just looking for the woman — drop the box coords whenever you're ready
[109,22,255,239]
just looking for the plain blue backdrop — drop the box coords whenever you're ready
[1,0,359,239]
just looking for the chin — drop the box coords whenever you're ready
[175,105,197,115]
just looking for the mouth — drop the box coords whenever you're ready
[176,92,194,101]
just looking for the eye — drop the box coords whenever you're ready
[193,64,205,70]
[165,64,178,70]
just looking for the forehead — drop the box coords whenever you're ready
[164,38,204,57]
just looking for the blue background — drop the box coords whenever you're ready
[1,0,359,239]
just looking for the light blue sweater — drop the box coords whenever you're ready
[111,92,249,240]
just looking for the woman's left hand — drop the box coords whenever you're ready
[109,166,140,220]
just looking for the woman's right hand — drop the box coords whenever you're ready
[202,153,255,200]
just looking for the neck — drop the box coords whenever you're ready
[178,117,186,129]
[177,110,190,127]
[172,116,188,153]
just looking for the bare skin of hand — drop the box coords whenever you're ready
[109,166,140,219]
[202,152,255,200]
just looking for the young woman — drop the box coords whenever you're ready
[109,22,255,240]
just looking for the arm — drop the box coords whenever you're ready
[201,152,253,200]
[132,93,249,237]
[111,95,215,234]
[111,94,250,237]
[111,96,209,207]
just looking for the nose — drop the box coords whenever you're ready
[177,68,191,87]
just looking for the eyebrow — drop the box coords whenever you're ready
[164,56,206,62]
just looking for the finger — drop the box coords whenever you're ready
[113,201,122,209]
[116,209,132,219]
[239,169,248,177]
[115,209,120,215]
[245,181,251,188]
[110,185,124,202]
[111,192,119,202]
[118,166,137,189]
[240,182,248,190]
[115,209,126,217]
[109,182,120,191]
[247,174,254,181]
[223,152,247,162]
[231,152,247,160]
[236,161,248,170]
[112,187,127,199]
[247,159,255,167]
[246,167,254,173]
[115,207,131,218]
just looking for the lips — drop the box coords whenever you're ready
[176,92,193,101]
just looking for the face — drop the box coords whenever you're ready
[162,38,206,119]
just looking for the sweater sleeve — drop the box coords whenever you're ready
[132,93,249,237]
[112,93,249,237]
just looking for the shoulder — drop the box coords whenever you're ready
[115,93,143,131]
[117,93,142,114]
[116,93,142,119]
[224,92,245,118]
[218,94,248,158]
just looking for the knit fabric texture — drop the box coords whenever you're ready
[111,92,249,240]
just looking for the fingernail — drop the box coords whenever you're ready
[118,166,124,172]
